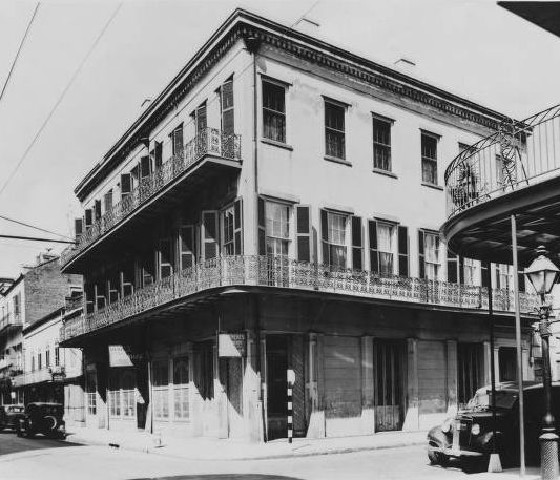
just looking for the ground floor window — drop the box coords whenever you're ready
[457,342,482,406]
[86,371,97,416]
[108,369,136,419]
[151,356,190,421]
[152,359,169,420]
[499,347,517,382]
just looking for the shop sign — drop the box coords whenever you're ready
[108,345,144,367]
[218,333,246,357]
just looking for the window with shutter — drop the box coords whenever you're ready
[351,216,363,270]
[142,251,155,287]
[257,198,266,255]
[221,79,234,135]
[481,262,490,288]
[104,190,113,214]
[159,238,173,279]
[262,80,286,143]
[84,209,92,229]
[140,155,151,179]
[222,206,235,255]
[107,272,119,304]
[202,211,218,260]
[369,221,378,273]
[448,249,458,284]
[325,101,346,160]
[368,220,397,275]
[94,200,102,221]
[154,142,163,171]
[95,283,106,311]
[120,173,132,200]
[322,210,348,269]
[265,201,290,256]
[75,218,83,241]
[296,206,311,262]
[233,199,242,255]
[180,226,195,269]
[170,125,184,156]
[397,226,409,276]
[418,230,424,279]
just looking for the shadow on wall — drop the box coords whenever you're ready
[130,476,304,480]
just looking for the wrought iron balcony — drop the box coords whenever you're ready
[445,104,560,219]
[61,255,541,342]
[65,294,84,312]
[61,128,242,267]
[11,368,62,387]
[0,312,22,333]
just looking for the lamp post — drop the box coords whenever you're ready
[525,245,560,480]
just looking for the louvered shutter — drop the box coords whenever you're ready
[233,199,243,255]
[257,198,266,255]
[172,125,184,155]
[221,80,234,135]
[197,104,207,132]
[104,190,113,213]
[94,200,102,221]
[351,216,363,270]
[418,230,425,279]
[202,211,218,259]
[154,142,163,170]
[121,173,131,200]
[75,218,83,242]
[296,206,311,262]
[84,209,92,229]
[459,256,465,285]
[397,226,409,276]
[180,226,194,269]
[369,221,378,273]
[140,155,151,178]
[321,209,329,265]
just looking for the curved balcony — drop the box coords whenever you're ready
[61,255,541,344]
[443,104,560,264]
[61,128,242,271]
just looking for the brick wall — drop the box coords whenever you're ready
[23,258,83,327]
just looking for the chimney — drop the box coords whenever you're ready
[394,57,416,74]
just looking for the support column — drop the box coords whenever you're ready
[522,348,533,381]
[483,341,491,387]
[243,330,263,442]
[306,333,326,438]
[446,340,458,416]
[360,336,375,434]
[493,347,500,383]
[260,332,268,441]
[403,338,419,431]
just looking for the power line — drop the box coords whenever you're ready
[0,214,73,240]
[0,234,75,245]
[0,2,123,197]
[0,3,40,106]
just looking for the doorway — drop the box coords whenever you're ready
[266,335,288,440]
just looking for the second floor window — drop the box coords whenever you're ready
[373,116,392,171]
[369,221,396,275]
[325,101,346,160]
[419,230,440,280]
[222,207,235,255]
[322,211,347,269]
[266,202,290,256]
[421,132,438,185]
[262,80,286,143]
[170,124,184,156]
[221,79,234,135]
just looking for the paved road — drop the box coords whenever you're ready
[0,431,482,480]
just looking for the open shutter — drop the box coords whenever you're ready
[459,256,465,285]
[447,249,458,284]
[369,221,378,273]
[140,155,151,178]
[180,226,195,269]
[321,209,329,265]
[397,226,409,276]
[197,103,207,133]
[104,190,113,213]
[296,206,311,262]
[75,218,83,242]
[257,197,266,255]
[154,142,163,170]
[84,209,92,229]
[221,79,234,135]
[121,173,131,200]
[418,230,425,279]
[351,216,363,270]
[517,270,525,292]
[233,198,243,255]
[172,125,184,155]
[202,211,218,260]
[94,200,102,221]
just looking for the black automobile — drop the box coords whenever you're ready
[16,402,65,439]
[0,404,25,431]
[427,381,560,471]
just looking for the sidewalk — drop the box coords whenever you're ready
[64,426,428,461]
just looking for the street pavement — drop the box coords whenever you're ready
[0,432,542,480]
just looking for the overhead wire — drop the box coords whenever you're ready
[0,2,40,106]
[0,2,123,197]
[0,214,73,240]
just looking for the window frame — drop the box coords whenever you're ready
[374,221,397,276]
[264,200,292,257]
[372,114,393,172]
[421,131,440,185]
[262,78,287,144]
[324,99,347,161]
[420,229,441,280]
[323,210,350,269]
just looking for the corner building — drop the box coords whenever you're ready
[60,9,541,442]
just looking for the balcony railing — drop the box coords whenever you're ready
[61,255,541,341]
[11,367,63,387]
[0,312,22,332]
[65,294,84,312]
[61,128,242,266]
[445,104,560,219]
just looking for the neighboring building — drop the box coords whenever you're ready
[0,253,83,405]
[60,9,541,442]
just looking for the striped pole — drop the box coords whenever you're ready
[287,369,295,444]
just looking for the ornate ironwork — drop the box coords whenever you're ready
[61,254,542,341]
[61,128,242,267]
[445,103,560,219]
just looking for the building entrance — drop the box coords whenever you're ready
[266,335,288,440]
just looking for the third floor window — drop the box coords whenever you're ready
[325,100,346,160]
[262,80,286,143]
[421,131,438,185]
[373,116,392,171]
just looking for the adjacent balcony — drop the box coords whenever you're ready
[443,103,560,264]
[0,312,22,334]
[61,128,242,270]
[11,367,65,388]
[61,255,541,343]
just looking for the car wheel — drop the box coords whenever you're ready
[429,451,444,465]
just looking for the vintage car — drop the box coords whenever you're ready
[0,404,25,431]
[16,402,65,439]
[427,381,560,471]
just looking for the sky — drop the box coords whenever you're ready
[0,0,559,277]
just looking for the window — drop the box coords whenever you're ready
[457,343,482,405]
[463,258,477,286]
[369,221,396,275]
[159,239,173,279]
[448,250,478,286]
[194,103,207,135]
[55,346,60,367]
[109,369,136,418]
[180,226,195,270]
[421,132,438,185]
[419,230,440,280]
[45,348,50,368]
[170,124,184,156]
[31,355,35,372]
[153,142,163,171]
[499,347,517,382]
[373,116,392,171]
[325,100,346,160]
[173,357,189,420]
[104,190,113,214]
[221,79,234,135]
[496,264,511,290]
[86,371,97,416]
[262,80,286,143]
[142,250,155,287]
[152,359,169,420]
[266,202,290,256]
[120,173,132,201]
[38,352,42,371]
[322,211,348,269]
[222,207,235,255]
[496,154,504,187]
[13,294,20,317]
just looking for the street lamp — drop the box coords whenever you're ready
[525,245,560,480]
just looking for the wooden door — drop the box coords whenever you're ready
[375,340,406,432]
